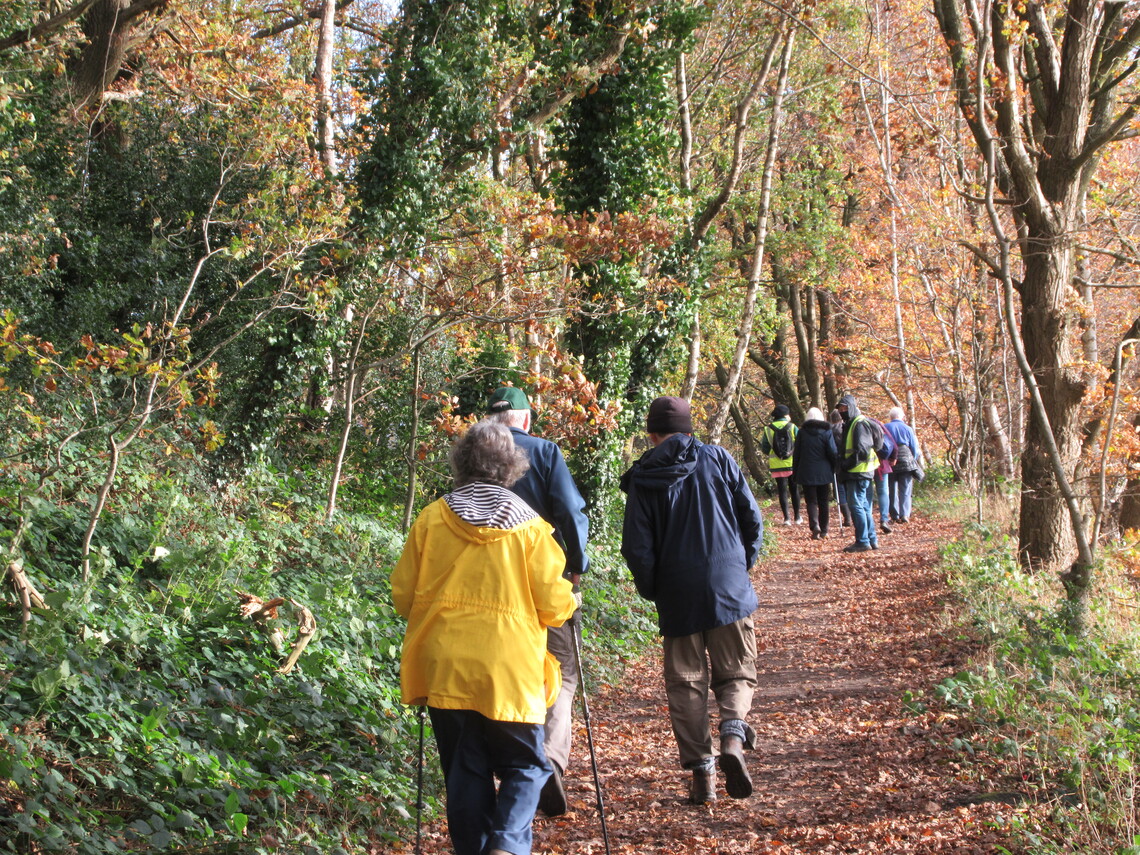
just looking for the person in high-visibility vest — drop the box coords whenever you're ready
[837,394,883,553]
[760,405,800,525]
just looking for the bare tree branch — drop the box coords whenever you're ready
[0,0,100,51]
[252,0,356,40]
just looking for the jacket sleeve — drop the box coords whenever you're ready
[529,526,574,628]
[729,460,763,569]
[879,425,896,463]
[825,432,839,467]
[620,486,658,601]
[544,448,591,576]
[759,425,771,456]
[389,517,424,619]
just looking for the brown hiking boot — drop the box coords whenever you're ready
[718,736,753,799]
[689,768,716,804]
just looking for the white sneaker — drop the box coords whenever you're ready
[783,518,792,526]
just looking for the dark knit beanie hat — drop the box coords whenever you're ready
[646,396,693,434]
[772,404,791,419]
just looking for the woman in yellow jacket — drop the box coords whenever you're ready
[392,419,576,855]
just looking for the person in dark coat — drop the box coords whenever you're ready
[486,385,590,817]
[829,408,852,529]
[792,407,839,539]
[620,396,763,806]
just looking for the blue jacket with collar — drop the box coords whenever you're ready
[507,426,590,576]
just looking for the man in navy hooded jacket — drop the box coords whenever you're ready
[620,396,763,806]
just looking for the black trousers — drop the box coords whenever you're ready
[775,476,800,521]
[802,483,831,535]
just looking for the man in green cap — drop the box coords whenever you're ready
[486,385,590,817]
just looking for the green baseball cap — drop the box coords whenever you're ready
[487,386,531,414]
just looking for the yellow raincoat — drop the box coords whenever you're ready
[391,498,575,725]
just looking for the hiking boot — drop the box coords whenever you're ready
[843,542,872,553]
[880,521,893,534]
[718,736,753,799]
[689,768,716,804]
[538,764,567,817]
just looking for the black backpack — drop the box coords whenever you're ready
[770,422,794,459]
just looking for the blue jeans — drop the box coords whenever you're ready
[875,473,890,524]
[845,478,876,547]
[894,472,914,520]
[428,708,550,855]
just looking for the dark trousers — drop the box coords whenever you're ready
[834,478,851,526]
[429,707,549,855]
[802,483,831,535]
[775,476,800,521]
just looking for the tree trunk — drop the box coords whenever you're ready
[707,28,795,444]
[984,402,1015,481]
[314,0,338,175]
[1015,248,1085,573]
[680,309,700,401]
[69,0,130,110]
[714,358,766,484]
[1120,413,1140,531]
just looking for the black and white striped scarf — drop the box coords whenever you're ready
[445,483,538,530]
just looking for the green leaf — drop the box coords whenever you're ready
[229,812,248,836]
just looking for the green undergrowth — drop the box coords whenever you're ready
[932,523,1140,854]
[0,458,657,853]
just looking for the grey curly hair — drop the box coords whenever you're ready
[449,419,530,488]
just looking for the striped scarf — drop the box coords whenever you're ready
[445,483,538,530]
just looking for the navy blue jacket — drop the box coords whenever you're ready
[507,427,590,576]
[792,419,838,486]
[620,434,762,637]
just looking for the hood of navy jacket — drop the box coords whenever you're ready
[620,433,699,493]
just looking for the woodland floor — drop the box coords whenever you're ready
[407,508,1024,854]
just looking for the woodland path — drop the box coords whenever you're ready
[410,511,1021,854]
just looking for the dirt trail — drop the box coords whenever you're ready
[412,511,1018,854]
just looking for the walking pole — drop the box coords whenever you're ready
[570,612,612,855]
[415,705,426,855]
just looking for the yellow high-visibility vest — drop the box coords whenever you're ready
[845,415,878,474]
